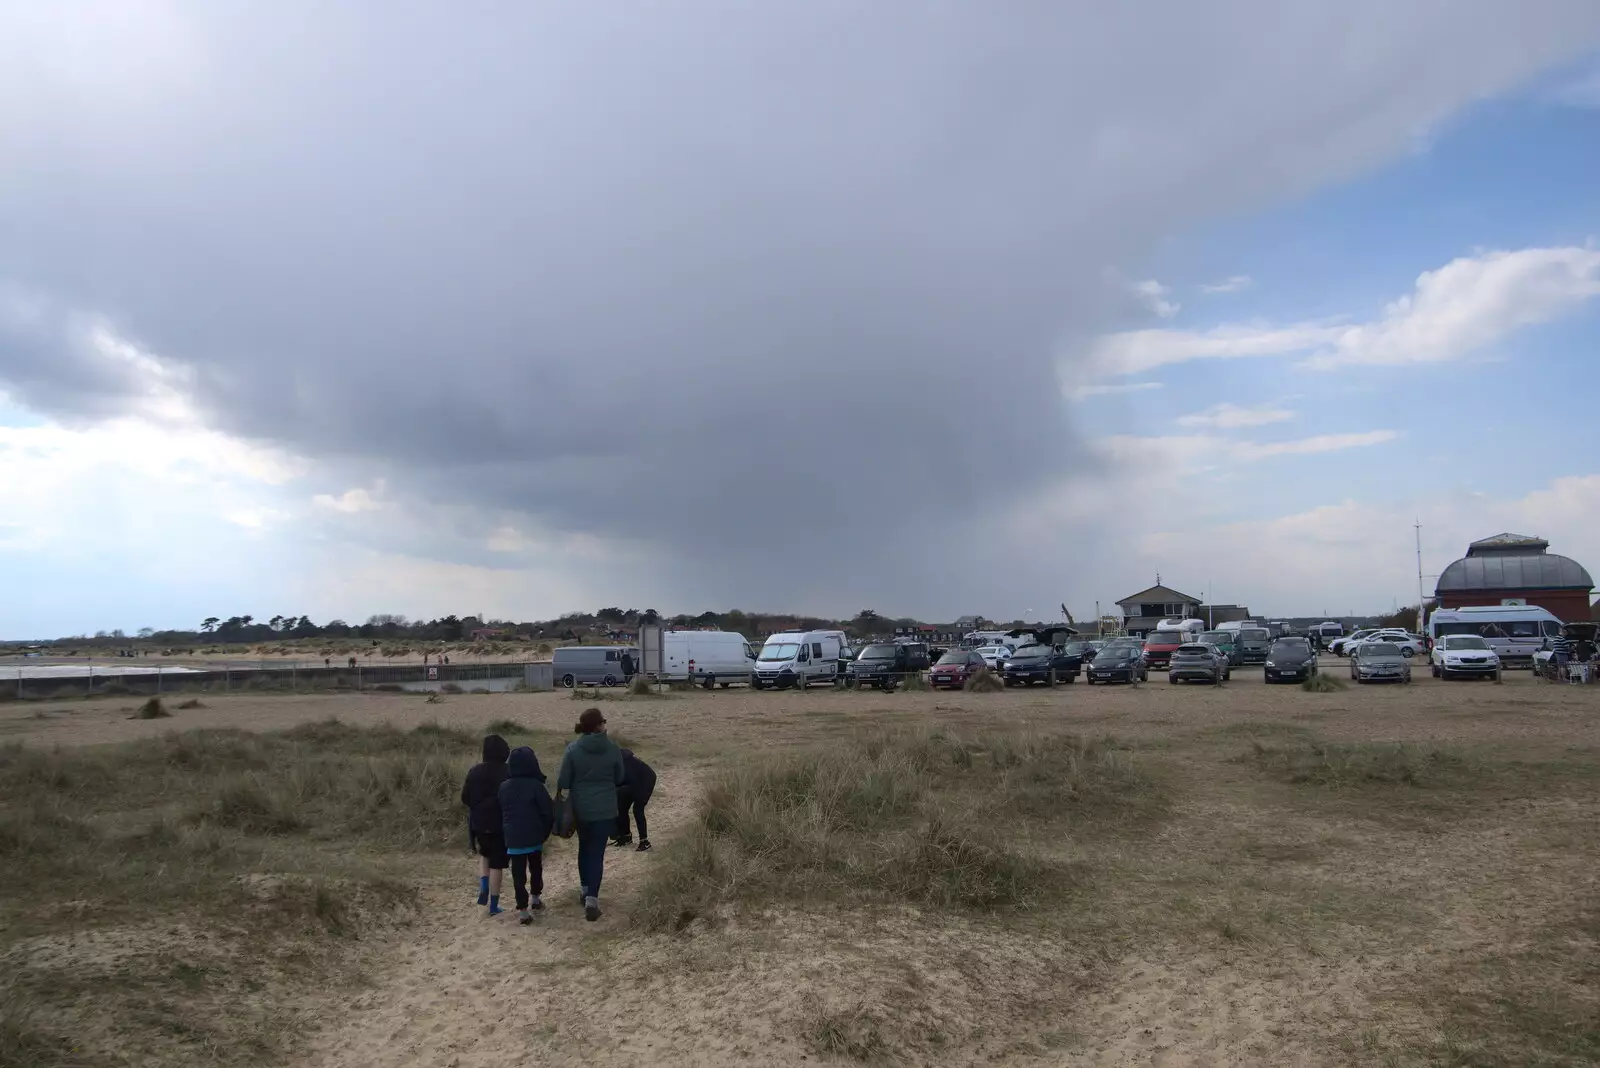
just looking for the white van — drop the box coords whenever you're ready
[752,630,844,689]
[552,645,636,688]
[662,630,757,688]
[1428,605,1563,667]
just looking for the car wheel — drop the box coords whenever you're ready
[561,673,576,688]
[603,675,617,687]
[702,674,716,690]
[1167,675,1175,684]
[1431,664,1440,678]
[1401,647,1414,658]
[1046,669,1057,687]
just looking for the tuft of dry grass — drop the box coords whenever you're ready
[962,667,1005,693]
[1301,673,1346,692]
[133,697,170,719]
[175,698,205,710]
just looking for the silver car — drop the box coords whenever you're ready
[1349,641,1411,684]
[1167,642,1230,685]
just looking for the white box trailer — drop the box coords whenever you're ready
[661,630,757,688]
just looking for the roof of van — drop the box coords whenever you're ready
[1431,605,1559,617]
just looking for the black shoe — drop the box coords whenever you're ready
[636,840,652,852]
[585,902,601,922]
[610,836,632,848]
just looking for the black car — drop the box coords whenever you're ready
[1062,639,1098,663]
[1086,644,1146,684]
[847,642,931,690]
[1001,644,1082,686]
[1263,638,1318,683]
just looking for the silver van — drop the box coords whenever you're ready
[552,646,636,688]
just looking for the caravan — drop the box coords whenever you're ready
[752,630,845,689]
[1427,605,1562,667]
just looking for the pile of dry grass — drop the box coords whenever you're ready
[627,674,654,696]
[963,667,1005,692]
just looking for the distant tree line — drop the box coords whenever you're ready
[47,607,936,645]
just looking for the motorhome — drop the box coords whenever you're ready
[752,630,845,689]
[1427,605,1563,667]
[661,630,757,688]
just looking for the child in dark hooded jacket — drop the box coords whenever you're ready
[498,746,554,924]
[611,748,657,852]
[460,734,511,914]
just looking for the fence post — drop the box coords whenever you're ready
[291,662,297,693]
[156,666,162,694]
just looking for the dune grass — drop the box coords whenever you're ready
[0,719,483,1066]
[632,728,1163,932]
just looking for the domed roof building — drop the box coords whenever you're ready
[1435,533,1594,622]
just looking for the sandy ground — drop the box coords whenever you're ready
[5,662,1597,1067]
[5,661,1597,752]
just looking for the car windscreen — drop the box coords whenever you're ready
[758,643,800,661]
[1239,629,1269,641]
[1009,647,1048,660]
[1063,642,1091,654]
[1442,636,1489,650]
[1174,645,1211,655]
[1146,633,1183,645]
[1363,643,1403,658]
[1269,640,1308,655]
[935,651,970,665]
[1200,632,1233,643]
[857,644,898,660]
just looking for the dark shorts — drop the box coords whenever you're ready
[472,831,508,869]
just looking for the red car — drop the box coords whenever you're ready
[930,649,988,689]
[1141,630,1189,669]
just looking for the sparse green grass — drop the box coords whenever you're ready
[632,728,1162,931]
[0,719,476,1065]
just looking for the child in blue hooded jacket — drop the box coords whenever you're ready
[498,746,554,925]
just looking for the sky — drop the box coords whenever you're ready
[2,3,1600,637]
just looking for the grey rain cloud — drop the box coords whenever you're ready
[3,3,1599,616]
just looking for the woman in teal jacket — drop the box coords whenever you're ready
[558,707,625,921]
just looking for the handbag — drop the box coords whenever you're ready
[553,791,577,839]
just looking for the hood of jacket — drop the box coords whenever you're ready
[482,734,510,764]
[507,746,545,782]
[576,733,612,755]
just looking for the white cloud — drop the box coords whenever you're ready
[1176,402,1294,429]
[1081,245,1600,379]
[225,506,291,530]
[1302,246,1600,369]
[1100,429,1395,466]
[1068,381,1164,402]
[1552,62,1600,107]
[1132,279,1181,319]
[1228,429,1396,458]
[1084,320,1343,378]
[1199,275,1253,294]
[312,486,385,514]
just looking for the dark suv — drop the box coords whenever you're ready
[1001,644,1082,686]
[1236,627,1272,664]
[847,642,931,690]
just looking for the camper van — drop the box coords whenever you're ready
[1427,605,1563,668]
[752,630,845,690]
[552,645,636,688]
[662,630,757,688]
